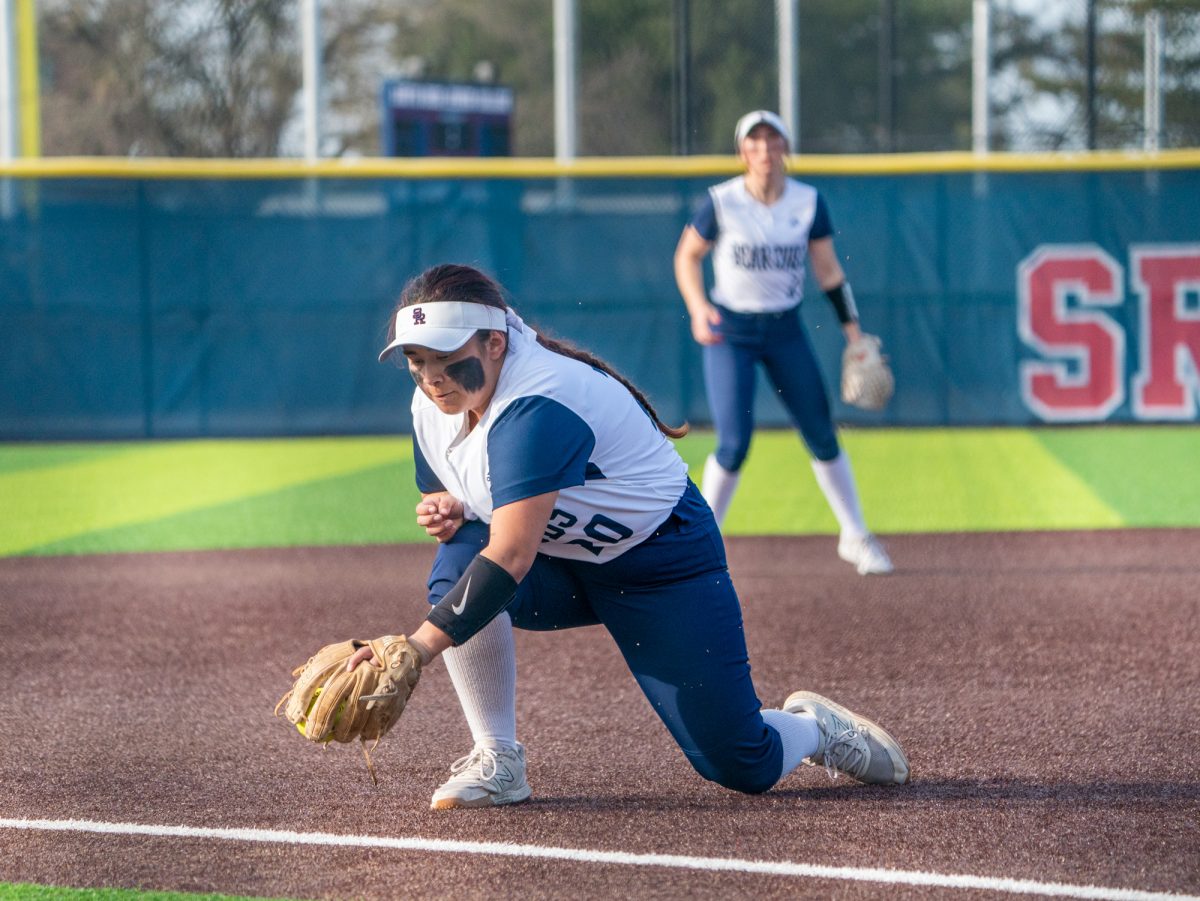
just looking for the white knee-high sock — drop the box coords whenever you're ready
[761,709,821,779]
[811,452,868,539]
[702,453,741,527]
[441,611,518,751]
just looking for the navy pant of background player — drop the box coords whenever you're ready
[427,481,785,794]
[704,304,840,469]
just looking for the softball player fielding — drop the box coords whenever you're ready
[357,263,908,809]
[674,110,893,575]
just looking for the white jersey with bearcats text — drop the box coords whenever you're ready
[410,314,689,563]
[703,175,829,314]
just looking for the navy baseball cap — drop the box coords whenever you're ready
[734,110,791,148]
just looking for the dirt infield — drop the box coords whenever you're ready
[1,530,1198,900]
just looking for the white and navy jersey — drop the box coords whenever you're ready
[410,319,689,563]
[690,176,833,314]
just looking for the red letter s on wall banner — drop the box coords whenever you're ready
[1018,245,1125,422]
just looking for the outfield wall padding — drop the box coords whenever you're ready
[0,167,1194,439]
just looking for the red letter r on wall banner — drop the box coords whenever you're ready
[1131,245,1200,420]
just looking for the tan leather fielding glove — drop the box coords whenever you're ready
[275,635,422,781]
[841,334,895,411]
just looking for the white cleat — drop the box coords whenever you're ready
[430,744,531,810]
[838,533,894,575]
[784,691,910,785]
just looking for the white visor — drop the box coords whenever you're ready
[734,110,791,148]
[378,302,508,360]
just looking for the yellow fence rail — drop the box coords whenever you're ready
[1,149,1198,180]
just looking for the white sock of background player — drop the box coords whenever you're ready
[811,452,869,540]
[440,610,519,752]
[701,453,741,527]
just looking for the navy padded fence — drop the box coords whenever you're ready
[0,165,1195,439]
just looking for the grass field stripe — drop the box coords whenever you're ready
[722,428,1125,535]
[0,436,406,555]
[1033,426,1200,528]
[836,428,1124,534]
[3,427,1196,558]
[1,818,1193,901]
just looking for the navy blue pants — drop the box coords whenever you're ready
[427,481,784,794]
[703,304,840,470]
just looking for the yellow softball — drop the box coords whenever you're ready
[297,687,343,743]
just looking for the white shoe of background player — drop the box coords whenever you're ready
[838,532,894,575]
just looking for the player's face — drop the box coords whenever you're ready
[403,331,507,418]
[739,124,787,174]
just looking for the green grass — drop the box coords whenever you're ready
[0,886,290,901]
[0,437,418,556]
[726,427,1127,534]
[1,426,1195,558]
[1033,426,1200,527]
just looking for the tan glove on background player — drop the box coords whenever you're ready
[841,333,895,411]
[275,634,422,781]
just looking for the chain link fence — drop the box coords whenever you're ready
[996,0,1200,151]
[24,0,1200,157]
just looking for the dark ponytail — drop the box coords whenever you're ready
[391,264,688,439]
[532,331,689,439]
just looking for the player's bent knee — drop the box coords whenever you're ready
[714,446,750,473]
[807,437,840,462]
[686,749,779,795]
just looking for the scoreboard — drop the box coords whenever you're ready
[379,79,514,157]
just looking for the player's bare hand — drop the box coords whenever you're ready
[690,305,723,345]
[416,493,465,542]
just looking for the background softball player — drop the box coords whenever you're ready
[674,110,893,575]
[358,263,908,809]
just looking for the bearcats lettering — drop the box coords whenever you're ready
[732,243,806,271]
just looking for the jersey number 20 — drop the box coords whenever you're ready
[543,508,634,557]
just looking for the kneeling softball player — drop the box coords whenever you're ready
[363,263,909,808]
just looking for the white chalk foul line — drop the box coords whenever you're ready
[1,817,1196,901]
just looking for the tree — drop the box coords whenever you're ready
[40,0,301,156]
[999,0,1200,150]
[792,1,983,153]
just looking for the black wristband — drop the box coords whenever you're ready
[824,282,859,325]
[426,554,518,646]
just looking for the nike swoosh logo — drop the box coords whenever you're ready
[452,576,471,615]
